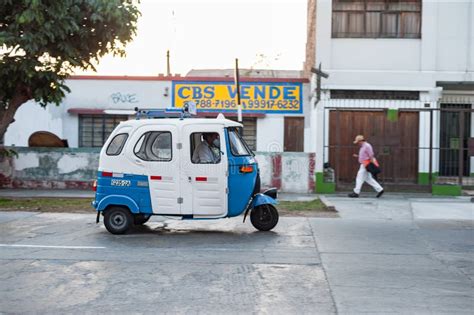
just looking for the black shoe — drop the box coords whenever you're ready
[348,192,359,198]
[376,190,384,198]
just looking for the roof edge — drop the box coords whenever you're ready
[69,75,309,83]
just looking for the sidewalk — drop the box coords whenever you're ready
[321,194,474,221]
[1,189,472,221]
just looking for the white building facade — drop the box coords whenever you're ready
[5,72,311,154]
[308,0,474,193]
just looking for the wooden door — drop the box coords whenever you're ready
[329,111,419,183]
[284,117,304,152]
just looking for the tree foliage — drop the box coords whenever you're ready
[0,0,140,140]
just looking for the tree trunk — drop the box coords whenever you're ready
[0,86,31,144]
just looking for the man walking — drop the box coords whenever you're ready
[348,135,384,198]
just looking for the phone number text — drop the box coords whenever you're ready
[190,99,300,110]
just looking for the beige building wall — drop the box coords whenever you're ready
[303,0,317,78]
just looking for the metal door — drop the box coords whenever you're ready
[439,104,471,176]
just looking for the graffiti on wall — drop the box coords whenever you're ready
[110,92,139,104]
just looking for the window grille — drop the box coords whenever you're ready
[330,90,420,100]
[79,115,128,147]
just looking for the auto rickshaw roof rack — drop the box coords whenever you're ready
[134,107,182,120]
[135,102,198,120]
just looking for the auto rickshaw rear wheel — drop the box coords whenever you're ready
[250,204,279,231]
[133,214,151,225]
[103,206,132,234]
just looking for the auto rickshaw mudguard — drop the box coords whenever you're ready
[243,193,278,223]
[96,195,140,214]
[252,193,278,207]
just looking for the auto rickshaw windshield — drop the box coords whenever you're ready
[228,127,254,156]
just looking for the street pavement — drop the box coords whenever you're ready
[0,213,335,314]
[0,193,473,314]
[317,195,473,314]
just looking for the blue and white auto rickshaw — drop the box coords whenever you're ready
[92,107,278,234]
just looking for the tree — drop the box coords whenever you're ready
[0,0,140,142]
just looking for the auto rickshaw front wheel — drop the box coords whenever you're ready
[103,206,132,234]
[250,204,279,231]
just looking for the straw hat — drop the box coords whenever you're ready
[353,135,365,144]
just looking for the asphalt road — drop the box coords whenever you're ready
[0,198,473,314]
[0,212,335,314]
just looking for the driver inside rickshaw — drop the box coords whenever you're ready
[192,132,220,163]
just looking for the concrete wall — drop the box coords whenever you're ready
[0,148,316,194]
[256,117,285,152]
[0,147,100,189]
[255,152,315,193]
[5,101,64,148]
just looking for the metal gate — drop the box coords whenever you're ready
[322,99,474,190]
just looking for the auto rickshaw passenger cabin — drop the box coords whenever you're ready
[92,113,279,234]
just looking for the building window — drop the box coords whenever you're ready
[330,90,420,100]
[79,114,128,147]
[332,0,421,39]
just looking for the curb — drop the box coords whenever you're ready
[0,190,94,199]
[319,195,337,212]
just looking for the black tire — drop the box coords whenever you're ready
[133,214,151,225]
[103,206,132,234]
[250,204,279,231]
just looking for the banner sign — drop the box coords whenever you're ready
[172,81,303,114]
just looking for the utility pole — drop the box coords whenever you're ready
[311,63,329,104]
[234,58,242,122]
[166,50,171,76]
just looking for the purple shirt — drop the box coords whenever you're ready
[358,142,374,164]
